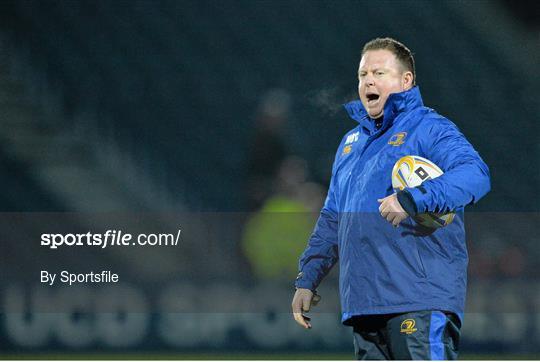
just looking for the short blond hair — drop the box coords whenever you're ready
[362,37,416,85]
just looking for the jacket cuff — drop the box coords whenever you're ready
[294,271,317,291]
[396,189,418,217]
[404,186,430,214]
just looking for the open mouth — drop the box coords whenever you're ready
[366,93,380,104]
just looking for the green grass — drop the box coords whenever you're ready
[2,352,540,360]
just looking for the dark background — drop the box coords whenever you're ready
[0,0,538,358]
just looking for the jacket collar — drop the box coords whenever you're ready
[344,86,424,136]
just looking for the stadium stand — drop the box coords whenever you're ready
[0,0,538,356]
[0,0,537,213]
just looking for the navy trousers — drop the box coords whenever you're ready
[351,311,460,360]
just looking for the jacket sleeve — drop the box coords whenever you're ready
[294,149,340,291]
[405,117,491,214]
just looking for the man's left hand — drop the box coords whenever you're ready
[378,193,409,227]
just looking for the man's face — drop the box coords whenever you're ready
[358,49,412,119]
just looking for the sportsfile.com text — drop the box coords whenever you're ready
[40,229,182,249]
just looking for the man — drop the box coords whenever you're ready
[291,38,490,360]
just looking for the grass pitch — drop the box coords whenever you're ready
[2,353,540,360]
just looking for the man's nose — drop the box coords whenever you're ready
[365,73,375,86]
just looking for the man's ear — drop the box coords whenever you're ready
[402,71,414,90]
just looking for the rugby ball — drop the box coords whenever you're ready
[391,155,455,229]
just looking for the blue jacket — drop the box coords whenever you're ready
[295,86,490,325]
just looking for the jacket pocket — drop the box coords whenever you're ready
[392,238,427,279]
[413,242,427,278]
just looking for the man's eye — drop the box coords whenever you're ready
[376,71,384,76]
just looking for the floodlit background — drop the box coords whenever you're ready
[0,0,538,359]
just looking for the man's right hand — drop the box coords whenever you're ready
[291,288,321,329]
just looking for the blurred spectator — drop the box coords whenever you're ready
[241,156,324,280]
[274,156,325,213]
[245,89,292,211]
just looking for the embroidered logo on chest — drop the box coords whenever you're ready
[388,132,407,146]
